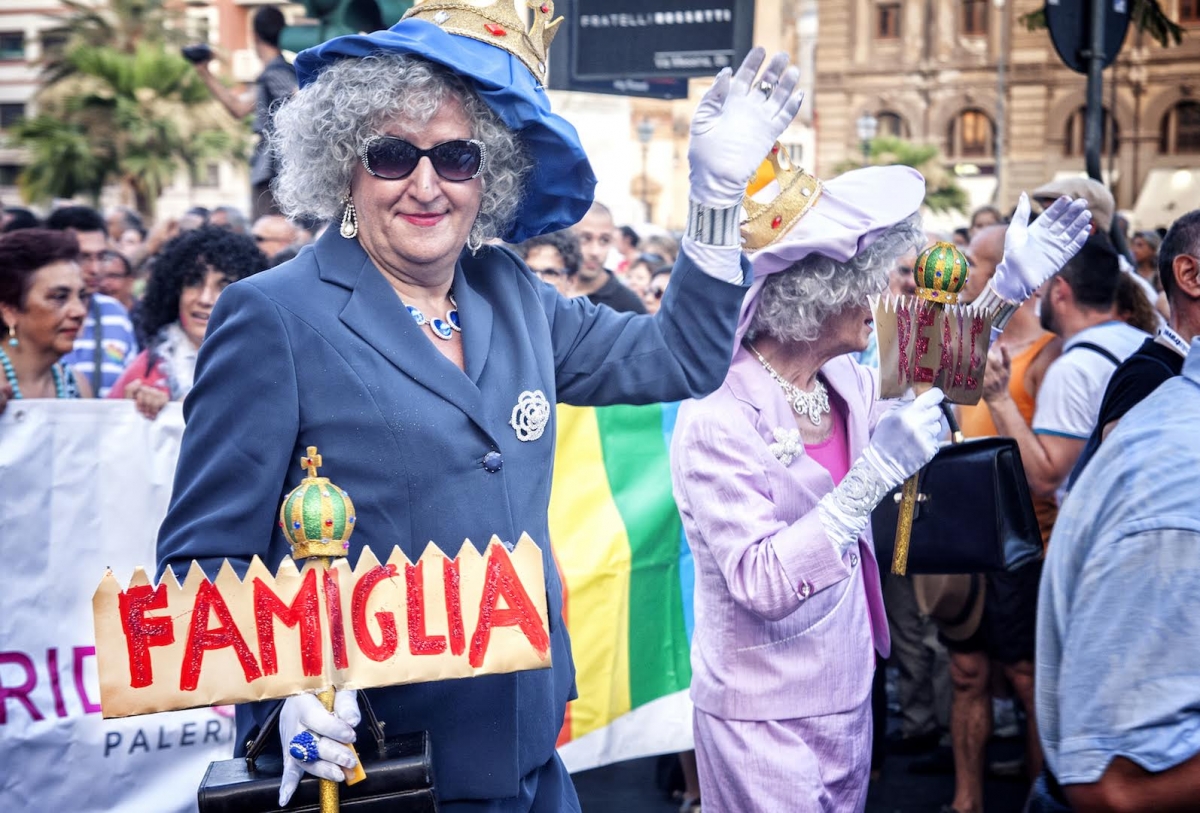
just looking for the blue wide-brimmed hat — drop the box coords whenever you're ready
[294,18,596,244]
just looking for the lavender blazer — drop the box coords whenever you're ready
[671,347,892,721]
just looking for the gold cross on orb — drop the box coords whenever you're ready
[300,446,322,478]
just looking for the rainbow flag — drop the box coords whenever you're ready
[550,402,696,773]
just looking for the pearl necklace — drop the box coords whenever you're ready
[0,346,69,400]
[404,294,461,341]
[749,344,830,426]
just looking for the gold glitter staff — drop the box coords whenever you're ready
[277,447,365,812]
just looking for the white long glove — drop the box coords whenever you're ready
[687,47,805,209]
[817,388,946,557]
[278,689,361,807]
[989,194,1093,302]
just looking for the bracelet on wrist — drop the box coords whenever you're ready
[974,284,1020,332]
[686,199,741,247]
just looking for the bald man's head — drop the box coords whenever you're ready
[962,224,1007,303]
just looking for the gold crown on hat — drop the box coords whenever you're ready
[404,0,563,83]
[741,142,824,251]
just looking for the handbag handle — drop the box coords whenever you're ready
[942,402,964,445]
[244,692,388,770]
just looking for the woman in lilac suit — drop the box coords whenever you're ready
[670,158,1093,811]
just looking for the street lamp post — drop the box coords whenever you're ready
[636,117,655,223]
[855,111,878,167]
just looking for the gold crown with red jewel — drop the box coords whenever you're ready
[404,0,563,83]
[740,142,824,251]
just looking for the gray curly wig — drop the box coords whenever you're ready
[270,53,530,247]
[747,213,925,344]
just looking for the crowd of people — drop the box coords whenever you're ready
[3,5,1199,812]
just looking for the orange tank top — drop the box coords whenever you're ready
[956,331,1059,544]
[957,332,1056,437]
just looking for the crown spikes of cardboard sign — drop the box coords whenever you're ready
[92,535,550,719]
[404,0,563,83]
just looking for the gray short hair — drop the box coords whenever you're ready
[748,213,925,344]
[270,53,530,247]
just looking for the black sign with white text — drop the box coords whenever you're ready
[568,1,754,81]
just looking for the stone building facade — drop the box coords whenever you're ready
[814,0,1200,229]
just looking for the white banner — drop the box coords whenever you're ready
[0,401,234,812]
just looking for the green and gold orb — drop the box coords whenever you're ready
[913,242,970,305]
[278,446,356,560]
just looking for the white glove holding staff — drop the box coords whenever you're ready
[278,689,361,807]
[817,389,946,558]
[688,47,805,209]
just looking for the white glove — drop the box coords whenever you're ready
[817,388,945,556]
[990,194,1092,302]
[278,689,361,807]
[687,47,805,208]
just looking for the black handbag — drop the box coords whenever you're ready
[871,405,1043,574]
[198,693,438,812]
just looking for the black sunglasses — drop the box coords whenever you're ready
[359,136,487,182]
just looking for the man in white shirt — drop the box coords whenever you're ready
[983,235,1147,501]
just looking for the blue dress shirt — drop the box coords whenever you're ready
[1037,338,1200,785]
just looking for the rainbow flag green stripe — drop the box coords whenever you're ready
[550,402,693,745]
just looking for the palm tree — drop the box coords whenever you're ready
[834,137,970,214]
[15,43,243,217]
[39,0,187,85]
[1020,0,1185,48]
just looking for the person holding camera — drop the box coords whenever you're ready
[186,7,297,219]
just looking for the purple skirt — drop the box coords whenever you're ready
[694,695,873,812]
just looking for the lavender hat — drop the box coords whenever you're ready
[738,163,927,341]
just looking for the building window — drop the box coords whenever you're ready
[0,165,20,186]
[878,111,909,138]
[947,109,995,158]
[191,162,220,188]
[1160,101,1200,154]
[784,143,804,166]
[0,32,25,60]
[962,0,989,35]
[1181,0,1200,23]
[41,30,67,55]
[1064,106,1119,156]
[877,3,901,39]
[0,103,24,130]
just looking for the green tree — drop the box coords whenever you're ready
[834,136,970,214]
[15,43,242,217]
[39,0,188,86]
[1020,0,1185,49]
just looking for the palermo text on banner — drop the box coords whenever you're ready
[0,399,697,810]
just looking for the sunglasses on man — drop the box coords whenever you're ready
[359,136,488,182]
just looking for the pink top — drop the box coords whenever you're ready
[804,397,850,485]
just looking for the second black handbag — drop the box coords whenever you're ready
[197,693,438,813]
[871,405,1043,574]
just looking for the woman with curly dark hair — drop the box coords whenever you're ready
[109,225,267,418]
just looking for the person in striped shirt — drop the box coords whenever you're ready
[47,205,137,396]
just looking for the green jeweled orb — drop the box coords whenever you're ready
[278,447,357,560]
[913,242,970,305]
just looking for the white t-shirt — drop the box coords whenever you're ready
[1033,320,1149,441]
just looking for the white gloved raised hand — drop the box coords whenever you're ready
[278,689,361,807]
[687,47,805,209]
[990,194,1092,302]
[817,388,945,557]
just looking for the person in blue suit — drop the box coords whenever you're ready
[155,3,807,810]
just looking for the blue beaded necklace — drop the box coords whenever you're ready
[0,346,68,399]
[404,294,460,341]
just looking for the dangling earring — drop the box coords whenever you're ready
[340,196,358,239]
[6,325,16,348]
[466,228,482,254]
